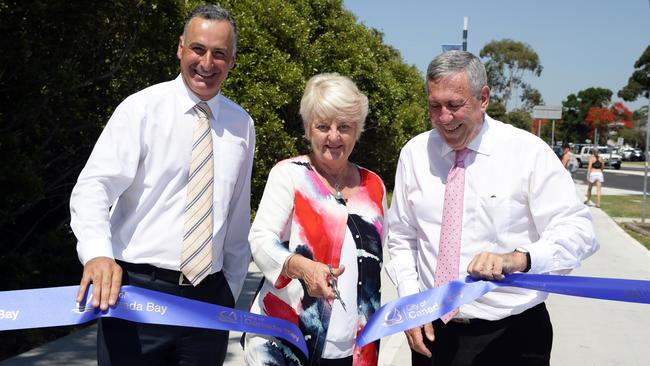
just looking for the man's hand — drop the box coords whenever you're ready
[76,257,123,311]
[467,251,528,280]
[405,323,434,357]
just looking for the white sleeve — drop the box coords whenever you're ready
[70,99,142,264]
[222,120,255,300]
[385,149,421,297]
[249,163,295,287]
[523,144,599,273]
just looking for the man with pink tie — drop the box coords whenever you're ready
[385,50,598,365]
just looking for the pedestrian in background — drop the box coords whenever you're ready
[585,148,605,208]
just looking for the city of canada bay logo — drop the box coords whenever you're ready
[383,307,404,326]
[218,310,238,323]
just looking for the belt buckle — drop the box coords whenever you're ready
[178,273,192,286]
[451,318,471,324]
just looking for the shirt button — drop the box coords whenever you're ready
[358,281,362,285]
[358,259,362,263]
[355,235,360,238]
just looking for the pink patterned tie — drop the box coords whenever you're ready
[435,148,470,323]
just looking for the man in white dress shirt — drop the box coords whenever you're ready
[386,51,598,365]
[69,4,254,365]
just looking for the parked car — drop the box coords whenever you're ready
[621,147,645,161]
[576,146,622,170]
[552,146,564,160]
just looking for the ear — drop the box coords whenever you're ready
[176,36,184,60]
[479,85,490,113]
[228,56,236,70]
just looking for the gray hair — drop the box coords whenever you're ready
[299,73,369,140]
[182,4,238,56]
[426,51,487,98]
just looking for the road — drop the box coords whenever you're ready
[575,166,649,192]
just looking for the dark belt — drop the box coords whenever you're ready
[117,260,194,286]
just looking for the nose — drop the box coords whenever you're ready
[437,107,454,124]
[199,52,214,70]
[327,127,342,140]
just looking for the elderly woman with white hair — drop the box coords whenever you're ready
[244,73,386,366]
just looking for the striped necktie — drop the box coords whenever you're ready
[181,102,214,286]
[435,148,470,323]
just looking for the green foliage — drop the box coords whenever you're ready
[480,39,543,110]
[0,0,427,292]
[618,45,650,102]
[0,0,427,359]
[503,108,533,131]
[0,0,184,289]
[487,101,507,121]
[519,85,543,112]
[558,87,613,144]
[217,0,428,200]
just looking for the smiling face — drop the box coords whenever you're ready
[427,72,489,150]
[177,17,235,101]
[308,119,358,168]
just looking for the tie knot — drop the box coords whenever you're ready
[193,102,211,120]
[454,148,470,168]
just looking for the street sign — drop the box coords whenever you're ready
[533,105,562,120]
[442,44,462,52]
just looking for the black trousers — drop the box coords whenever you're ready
[412,303,553,366]
[97,261,235,366]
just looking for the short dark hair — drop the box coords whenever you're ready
[562,143,570,149]
[182,4,238,56]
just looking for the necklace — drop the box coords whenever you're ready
[334,183,344,200]
[310,156,347,200]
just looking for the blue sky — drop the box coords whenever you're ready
[343,0,649,112]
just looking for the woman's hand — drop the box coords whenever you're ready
[283,254,345,299]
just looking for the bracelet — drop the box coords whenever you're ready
[283,254,299,279]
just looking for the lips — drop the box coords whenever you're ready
[194,68,217,79]
[441,123,462,131]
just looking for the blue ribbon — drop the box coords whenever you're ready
[0,285,308,356]
[357,274,650,348]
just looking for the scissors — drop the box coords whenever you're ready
[328,265,347,312]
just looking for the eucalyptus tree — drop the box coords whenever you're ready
[479,39,543,110]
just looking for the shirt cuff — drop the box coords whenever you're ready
[76,239,114,265]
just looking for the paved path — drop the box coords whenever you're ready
[2,181,649,365]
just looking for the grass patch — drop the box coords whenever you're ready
[597,195,650,251]
[599,195,649,218]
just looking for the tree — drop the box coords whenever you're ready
[558,87,612,144]
[520,85,543,112]
[584,107,615,145]
[1,0,429,359]
[503,108,533,131]
[583,102,633,146]
[480,39,543,110]
[0,0,428,291]
[618,45,650,102]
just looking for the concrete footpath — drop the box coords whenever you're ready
[2,180,650,366]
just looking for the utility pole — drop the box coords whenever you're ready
[462,17,468,51]
[641,90,650,224]
[642,0,649,222]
